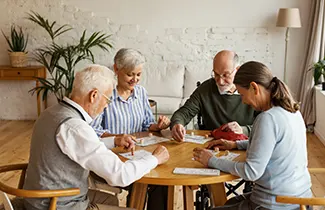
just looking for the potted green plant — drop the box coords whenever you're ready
[27,11,113,102]
[2,26,29,67]
[311,59,325,90]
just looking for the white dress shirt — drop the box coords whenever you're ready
[56,97,158,187]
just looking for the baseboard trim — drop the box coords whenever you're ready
[314,127,325,146]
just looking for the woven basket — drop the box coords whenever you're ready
[9,52,28,67]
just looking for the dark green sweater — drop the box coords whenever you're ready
[171,78,256,135]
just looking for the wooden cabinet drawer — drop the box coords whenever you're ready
[2,69,36,77]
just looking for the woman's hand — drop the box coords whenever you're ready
[206,139,237,150]
[150,115,170,131]
[193,147,213,167]
[157,115,170,130]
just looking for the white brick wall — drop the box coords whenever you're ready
[0,0,311,119]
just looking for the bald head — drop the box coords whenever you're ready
[212,50,239,93]
[213,50,239,68]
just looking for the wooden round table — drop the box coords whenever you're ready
[112,130,245,210]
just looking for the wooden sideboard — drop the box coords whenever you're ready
[0,66,47,116]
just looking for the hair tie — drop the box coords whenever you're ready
[271,76,278,83]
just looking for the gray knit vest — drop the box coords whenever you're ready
[23,102,89,210]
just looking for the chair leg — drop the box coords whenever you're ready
[18,169,26,189]
[49,197,57,210]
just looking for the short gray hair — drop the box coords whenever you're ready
[72,64,116,96]
[114,48,145,71]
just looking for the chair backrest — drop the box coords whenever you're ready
[196,81,205,130]
[276,168,325,210]
[0,192,14,210]
[0,163,80,210]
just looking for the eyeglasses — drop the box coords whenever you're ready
[211,68,236,79]
[99,92,112,105]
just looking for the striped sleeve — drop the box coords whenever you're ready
[90,109,110,137]
[141,87,155,131]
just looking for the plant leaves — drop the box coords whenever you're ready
[28,12,113,101]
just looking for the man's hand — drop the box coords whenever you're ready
[221,121,243,134]
[193,147,213,167]
[206,139,237,150]
[171,124,186,142]
[114,134,137,151]
[152,145,170,165]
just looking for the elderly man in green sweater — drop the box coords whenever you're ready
[146,51,257,210]
[171,50,256,141]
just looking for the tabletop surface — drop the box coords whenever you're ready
[113,130,245,186]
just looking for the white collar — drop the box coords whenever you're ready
[63,97,93,124]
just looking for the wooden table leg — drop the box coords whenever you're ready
[129,183,148,210]
[36,80,41,116]
[167,186,175,210]
[183,186,194,210]
[207,183,227,207]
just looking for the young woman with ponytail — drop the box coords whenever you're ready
[193,61,312,210]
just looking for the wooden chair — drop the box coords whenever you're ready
[0,163,80,210]
[0,191,14,210]
[88,171,122,197]
[276,168,325,210]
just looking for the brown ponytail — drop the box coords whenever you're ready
[234,61,300,113]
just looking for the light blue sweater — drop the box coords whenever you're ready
[208,106,312,209]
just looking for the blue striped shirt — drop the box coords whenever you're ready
[91,85,155,136]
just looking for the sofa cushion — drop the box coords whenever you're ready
[183,62,212,98]
[140,63,184,98]
[148,96,182,115]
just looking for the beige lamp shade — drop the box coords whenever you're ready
[276,8,301,28]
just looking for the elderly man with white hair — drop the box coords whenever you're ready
[23,65,169,210]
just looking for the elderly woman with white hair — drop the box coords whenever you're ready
[91,48,170,139]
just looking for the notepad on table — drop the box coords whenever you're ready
[119,150,152,160]
[136,136,170,146]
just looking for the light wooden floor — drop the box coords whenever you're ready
[0,120,325,209]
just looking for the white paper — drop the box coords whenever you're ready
[173,167,220,176]
[161,130,213,144]
[119,150,152,160]
[184,134,213,144]
[136,136,170,146]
